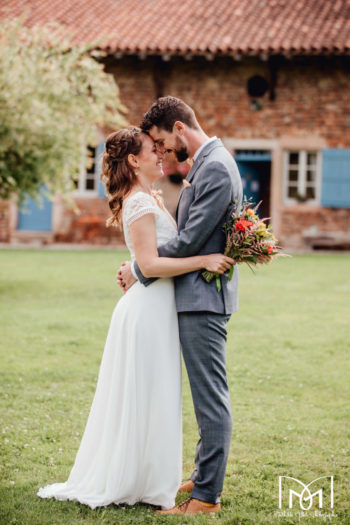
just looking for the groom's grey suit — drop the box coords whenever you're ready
[134,138,243,504]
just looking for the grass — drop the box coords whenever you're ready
[0,249,349,525]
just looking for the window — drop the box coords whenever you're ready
[283,150,321,204]
[74,145,98,195]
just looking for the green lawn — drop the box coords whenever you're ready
[0,250,349,525]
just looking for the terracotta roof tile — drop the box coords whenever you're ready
[1,0,350,56]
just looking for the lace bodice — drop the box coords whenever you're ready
[122,192,177,259]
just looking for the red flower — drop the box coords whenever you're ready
[267,245,274,254]
[235,219,254,232]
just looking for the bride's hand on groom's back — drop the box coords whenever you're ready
[116,261,137,294]
[203,254,236,274]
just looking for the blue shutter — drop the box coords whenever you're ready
[18,185,52,231]
[321,149,350,208]
[97,140,107,197]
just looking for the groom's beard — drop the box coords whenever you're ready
[174,136,189,162]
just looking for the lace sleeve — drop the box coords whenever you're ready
[123,192,157,227]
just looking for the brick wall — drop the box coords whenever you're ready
[0,201,10,242]
[107,55,350,249]
[280,206,350,249]
[107,56,350,147]
[54,196,124,245]
[3,55,350,247]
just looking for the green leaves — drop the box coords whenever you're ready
[228,264,234,281]
[245,255,258,264]
[0,19,127,203]
[216,273,222,292]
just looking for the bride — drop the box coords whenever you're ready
[37,126,234,510]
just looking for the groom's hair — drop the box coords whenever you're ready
[140,96,199,133]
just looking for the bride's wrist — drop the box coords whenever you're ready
[199,255,207,269]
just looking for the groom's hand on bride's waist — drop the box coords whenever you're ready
[116,261,137,294]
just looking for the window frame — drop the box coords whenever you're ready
[283,150,321,205]
[73,145,99,197]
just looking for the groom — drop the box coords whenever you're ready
[117,96,243,515]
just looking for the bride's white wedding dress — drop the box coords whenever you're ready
[37,192,182,510]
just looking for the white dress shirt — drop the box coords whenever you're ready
[192,136,217,162]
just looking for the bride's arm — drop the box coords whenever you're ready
[130,213,234,278]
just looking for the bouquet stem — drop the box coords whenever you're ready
[201,270,221,291]
[216,274,221,292]
[201,270,215,283]
[201,265,235,292]
[228,265,234,281]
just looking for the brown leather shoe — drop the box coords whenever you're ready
[155,497,221,515]
[178,479,195,493]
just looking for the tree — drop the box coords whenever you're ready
[0,18,127,204]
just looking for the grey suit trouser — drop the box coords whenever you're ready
[178,311,233,504]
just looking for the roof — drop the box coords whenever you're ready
[1,0,350,57]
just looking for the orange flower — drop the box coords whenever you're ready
[235,219,254,231]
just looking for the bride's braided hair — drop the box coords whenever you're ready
[101,127,143,227]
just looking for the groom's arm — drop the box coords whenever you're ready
[135,161,235,286]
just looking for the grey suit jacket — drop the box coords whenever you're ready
[134,138,243,314]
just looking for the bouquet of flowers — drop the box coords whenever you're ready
[202,198,285,292]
